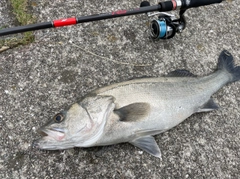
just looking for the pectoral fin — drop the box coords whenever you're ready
[129,136,161,158]
[115,103,150,122]
[197,98,219,112]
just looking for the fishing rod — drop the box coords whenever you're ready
[0,0,223,39]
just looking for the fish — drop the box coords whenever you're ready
[33,50,240,158]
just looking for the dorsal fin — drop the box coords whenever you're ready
[114,103,150,122]
[167,69,197,77]
[128,76,151,81]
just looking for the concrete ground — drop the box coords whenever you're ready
[0,0,239,178]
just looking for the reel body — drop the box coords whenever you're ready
[141,1,186,40]
[149,12,186,39]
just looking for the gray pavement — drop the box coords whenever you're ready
[0,0,240,178]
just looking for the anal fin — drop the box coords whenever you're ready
[129,136,161,158]
[197,98,219,112]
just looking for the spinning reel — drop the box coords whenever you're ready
[148,11,186,39]
[141,1,186,39]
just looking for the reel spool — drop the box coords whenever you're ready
[150,17,175,39]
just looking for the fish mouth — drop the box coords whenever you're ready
[32,128,68,150]
[37,128,65,141]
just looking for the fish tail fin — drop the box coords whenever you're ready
[217,50,240,83]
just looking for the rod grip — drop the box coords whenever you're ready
[182,0,223,9]
[159,1,174,11]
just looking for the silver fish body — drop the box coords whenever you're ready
[34,50,240,158]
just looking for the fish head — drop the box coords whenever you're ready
[33,95,115,150]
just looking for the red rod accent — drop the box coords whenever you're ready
[53,17,77,27]
[172,0,177,10]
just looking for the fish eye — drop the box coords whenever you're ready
[54,113,64,123]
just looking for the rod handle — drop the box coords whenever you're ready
[181,0,223,9]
